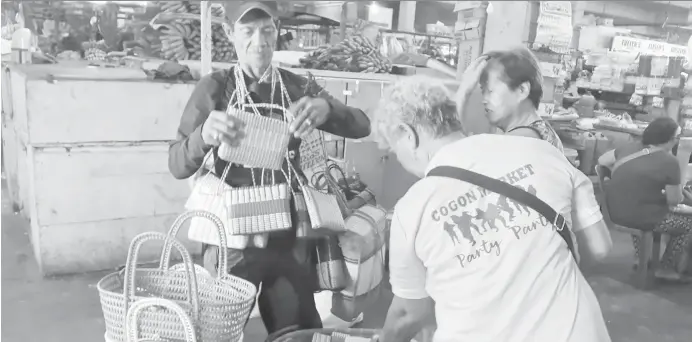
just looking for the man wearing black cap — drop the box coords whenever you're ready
[168,1,371,334]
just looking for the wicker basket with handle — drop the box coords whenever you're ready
[159,211,258,342]
[98,232,201,342]
[217,103,292,171]
[125,298,197,342]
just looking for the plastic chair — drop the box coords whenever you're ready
[595,165,661,289]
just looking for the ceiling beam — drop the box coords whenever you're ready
[583,1,688,26]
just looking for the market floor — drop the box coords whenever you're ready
[2,184,692,342]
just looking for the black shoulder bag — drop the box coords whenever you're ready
[427,166,575,257]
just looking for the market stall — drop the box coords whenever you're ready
[1,58,465,275]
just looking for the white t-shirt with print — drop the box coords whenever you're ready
[389,134,610,342]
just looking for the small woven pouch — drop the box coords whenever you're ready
[217,103,292,171]
[292,163,346,233]
[221,161,294,235]
[185,151,267,248]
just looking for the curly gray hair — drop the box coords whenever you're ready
[371,76,463,150]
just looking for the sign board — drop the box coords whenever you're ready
[611,36,688,57]
[458,38,482,75]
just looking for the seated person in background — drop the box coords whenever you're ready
[373,76,611,342]
[604,117,692,281]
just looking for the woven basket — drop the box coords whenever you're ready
[159,211,259,341]
[302,185,345,233]
[217,104,292,170]
[268,328,379,342]
[224,182,293,235]
[99,232,201,342]
[125,298,197,342]
[298,130,328,173]
[311,167,353,218]
[99,230,257,342]
[186,171,268,248]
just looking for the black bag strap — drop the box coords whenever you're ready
[427,166,575,257]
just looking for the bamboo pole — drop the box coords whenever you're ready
[200,1,213,76]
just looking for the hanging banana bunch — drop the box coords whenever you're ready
[153,1,235,62]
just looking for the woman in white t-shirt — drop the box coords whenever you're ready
[372,76,613,342]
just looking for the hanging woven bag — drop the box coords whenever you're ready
[217,103,292,171]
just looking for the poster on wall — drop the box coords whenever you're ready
[534,1,573,54]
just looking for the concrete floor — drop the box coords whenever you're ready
[2,186,692,342]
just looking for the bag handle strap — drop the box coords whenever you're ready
[612,148,651,174]
[427,166,575,257]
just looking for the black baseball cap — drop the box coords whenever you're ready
[224,1,278,25]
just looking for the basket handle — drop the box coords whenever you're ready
[160,211,230,280]
[123,232,200,322]
[125,298,197,342]
[239,103,295,121]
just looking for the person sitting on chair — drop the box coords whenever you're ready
[603,117,692,281]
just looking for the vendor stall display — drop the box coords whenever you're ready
[299,34,392,73]
[150,1,234,62]
[576,34,687,122]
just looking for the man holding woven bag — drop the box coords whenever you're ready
[168,1,371,335]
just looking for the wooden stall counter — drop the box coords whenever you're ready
[2,63,198,276]
[2,62,480,276]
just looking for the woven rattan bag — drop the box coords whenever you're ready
[217,103,292,171]
[99,232,201,342]
[159,211,258,342]
[221,162,293,235]
[291,163,345,233]
[125,298,197,342]
[185,157,268,249]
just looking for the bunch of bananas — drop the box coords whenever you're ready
[299,35,393,74]
[154,1,235,62]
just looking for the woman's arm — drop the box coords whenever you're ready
[597,149,617,170]
[380,213,433,342]
[670,139,692,205]
[575,220,613,263]
[664,155,684,206]
[571,168,613,262]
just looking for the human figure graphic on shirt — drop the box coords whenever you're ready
[475,203,506,232]
[443,221,465,245]
[496,195,516,220]
[451,213,480,244]
[510,184,538,216]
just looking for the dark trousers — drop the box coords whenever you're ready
[204,231,322,334]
